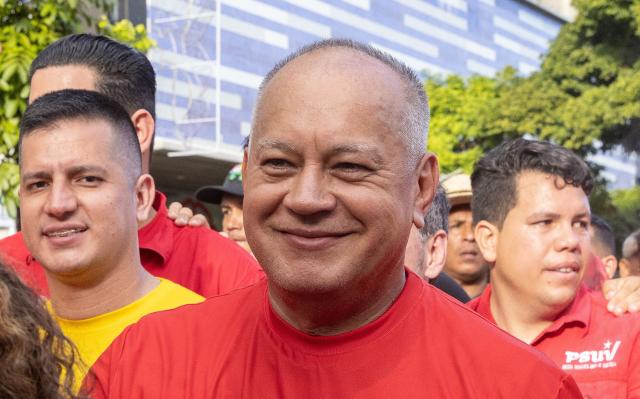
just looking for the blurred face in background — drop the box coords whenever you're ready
[220,194,252,255]
[444,205,488,286]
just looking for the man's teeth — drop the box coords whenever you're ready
[47,229,83,237]
[557,267,574,273]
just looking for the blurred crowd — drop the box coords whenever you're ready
[0,34,639,399]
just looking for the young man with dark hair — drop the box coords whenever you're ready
[18,89,203,390]
[0,33,261,298]
[469,138,640,397]
[88,40,581,398]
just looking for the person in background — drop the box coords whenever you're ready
[0,33,261,298]
[469,138,640,397]
[590,215,618,279]
[196,164,253,255]
[18,89,203,391]
[89,39,581,399]
[441,172,489,298]
[0,257,81,399]
[621,229,640,277]
[582,215,617,291]
[405,185,470,302]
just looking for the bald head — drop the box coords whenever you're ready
[251,39,429,165]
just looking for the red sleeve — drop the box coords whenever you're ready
[82,336,118,399]
[555,374,584,398]
[196,230,264,297]
[83,323,137,399]
[0,233,50,296]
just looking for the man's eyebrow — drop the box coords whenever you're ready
[255,139,296,154]
[575,212,591,220]
[22,171,51,181]
[328,144,384,165]
[527,212,561,220]
[67,165,109,176]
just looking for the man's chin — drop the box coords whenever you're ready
[540,286,580,310]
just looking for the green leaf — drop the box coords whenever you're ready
[4,99,17,119]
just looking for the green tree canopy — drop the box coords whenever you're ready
[0,0,154,218]
[427,0,640,175]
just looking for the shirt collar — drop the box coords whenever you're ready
[531,284,591,345]
[138,192,174,263]
[473,284,592,345]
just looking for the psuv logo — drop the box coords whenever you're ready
[562,340,621,371]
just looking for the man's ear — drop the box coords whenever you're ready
[413,153,439,230]
[424,230,447,280]
[474,220,498,264]
[601,255,618,279]
[135,174,155,224]
[130,109,155,171]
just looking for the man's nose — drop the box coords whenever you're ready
[224,209,243,231]
[282,166,337,216]
[555,223,581,253]
[461,222,475,242]
[44,181,78,219]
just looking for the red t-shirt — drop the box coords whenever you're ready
[469,284,640,398]
[88,272,581,399]
[0,192,262,298]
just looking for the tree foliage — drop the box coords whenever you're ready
[427,0,640,174]
[0,0,155,218]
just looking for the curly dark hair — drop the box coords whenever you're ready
[471,138,593,228]
[0,257,83,399]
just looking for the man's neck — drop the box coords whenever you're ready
[488,283,561,344]
[460,279,487,299]
[268,267,406,336]
[48,261,158,320]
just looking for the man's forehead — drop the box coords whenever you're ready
[21,118,115,156]
[254,138,384,160]
[513,172,589,209]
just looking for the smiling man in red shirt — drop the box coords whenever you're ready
[0,34,260,298]
[468,138,640,398]
[87,39,582,399]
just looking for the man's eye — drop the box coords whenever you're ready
[79,176,102,184]
[535,220,552,226]
[27,181,48,191]
[574,220,589,230]
[263,159,292,169]
[335,162,369,172]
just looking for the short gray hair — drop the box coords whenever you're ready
[421,185,450,240]
[252,38,429,163]
[622,229,640,259]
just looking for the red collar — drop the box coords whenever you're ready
[473,283,592,345]
[265,270,425,354]
[138,192,174,263]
